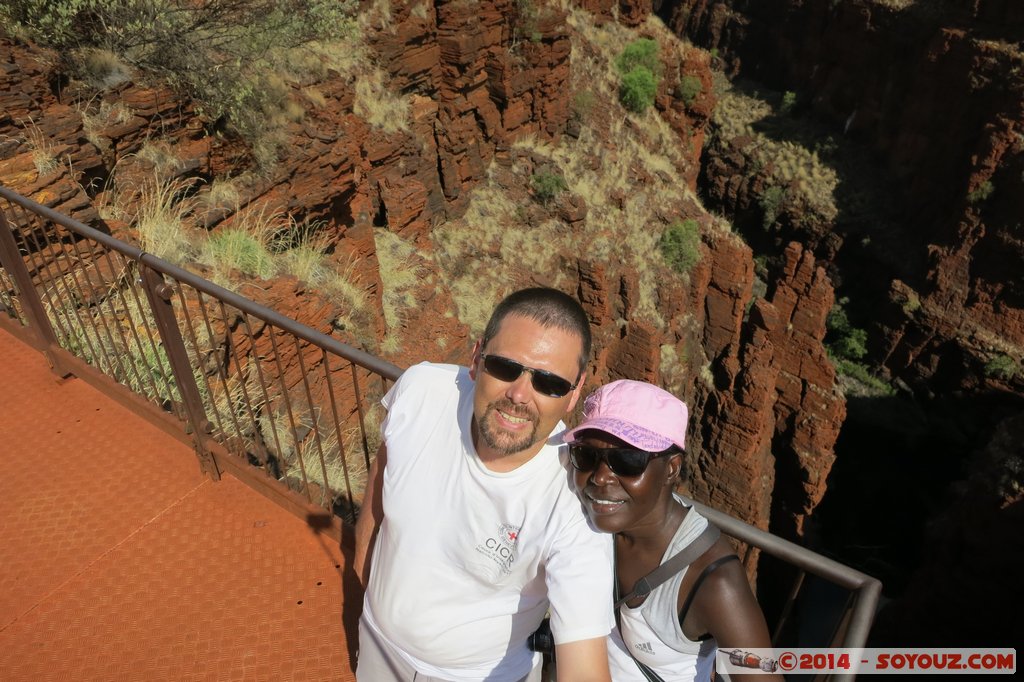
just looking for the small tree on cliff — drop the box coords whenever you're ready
[531,171,567,206]
[615,38,662,114]
[1,0,356,164]
[659,219,701,274]
[676,75,702,106]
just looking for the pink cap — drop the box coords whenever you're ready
[562,380,688,451]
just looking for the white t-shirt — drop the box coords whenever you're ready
[363,362,614,681]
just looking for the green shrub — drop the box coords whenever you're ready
[531,172,567,205]
[836,359,895,396]
[615,38,662,77]
[779,90,797,115]
[676,75,702,105]
[759,185,787,229]
[827,297,868,362]
[659,219,702,274]
[814,136,839,158]
[985,354,1018,380]
[620,67,658,113]
[0,0,92,46]
[901,292,921,315]
[967,180,994,204]
[615,39,661,114]
[832,326,868,361]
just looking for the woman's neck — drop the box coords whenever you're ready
[615,497,688,556]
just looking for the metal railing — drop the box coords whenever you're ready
[0,185,401,526]
[0,185,880,676]
[681,497,882,661]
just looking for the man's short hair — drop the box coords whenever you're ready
[481,287,592,376]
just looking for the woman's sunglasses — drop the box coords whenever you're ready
[480,354,578,398]
[568,443,674,478]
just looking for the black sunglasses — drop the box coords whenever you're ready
[568,443,674,478]
[480,354,578,398]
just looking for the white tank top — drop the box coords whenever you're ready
[608,503,719,681]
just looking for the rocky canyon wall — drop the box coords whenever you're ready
[659,0,1024,397]
[1,0,846,548]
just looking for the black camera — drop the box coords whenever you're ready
[527,617,554,654]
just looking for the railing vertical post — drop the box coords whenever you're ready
[0,206,70,377]
[138,262,221,480]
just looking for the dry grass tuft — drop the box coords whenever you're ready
[79,101,134,151]
[373,229,423,349]
[131,174,199,264]
[199,177,243,212]
[266,400,380,506]
[75,48,133,90]
[710,73,840,226]
[137,140,186,177]
[20,117,60,176]
[353,68,411,134]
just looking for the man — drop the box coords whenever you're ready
[354,287,614,681]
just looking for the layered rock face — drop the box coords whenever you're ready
[690,241,844,537]
[572,230,843,541]
[364,0,575,223]
[659,0,1024,397]
[0,1,846,553]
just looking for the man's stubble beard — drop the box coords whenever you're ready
[477,400,540,456]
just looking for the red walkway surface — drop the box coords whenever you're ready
[0,328,360,681]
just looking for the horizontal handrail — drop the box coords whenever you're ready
[0,186,402,381]
[681,495,877,590]
[681,494,882,655]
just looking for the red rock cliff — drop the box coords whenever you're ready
[0,1,845,547]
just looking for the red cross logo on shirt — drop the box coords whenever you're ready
[508,531,518,541]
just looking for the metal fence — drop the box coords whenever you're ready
[0,185,880,676]
[0,185,401,528]
[681,497,882,664]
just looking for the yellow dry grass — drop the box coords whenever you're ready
[20,117,60,176]
[373,229,423,349]
[354,68,411,134]
[710,73,840,225]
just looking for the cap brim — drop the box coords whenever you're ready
[563,417,674,452]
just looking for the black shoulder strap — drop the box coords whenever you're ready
[614,523,720,608]
[678,554,741,636]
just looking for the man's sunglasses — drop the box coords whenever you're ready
[480,354,578,398]
[568,443,674,478]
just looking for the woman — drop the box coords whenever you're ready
[563,380,781,681]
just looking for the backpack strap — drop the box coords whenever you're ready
[615,523,720,608]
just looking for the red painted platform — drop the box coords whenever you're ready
[0,327,360,681]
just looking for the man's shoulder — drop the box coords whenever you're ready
[402,361,466,382]
[390,362,469,401]
[385,360,473,413]
[533,447,600,528]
